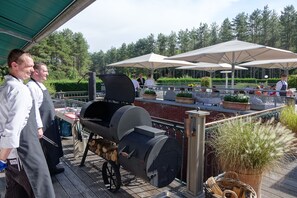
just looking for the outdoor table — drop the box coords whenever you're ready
[55,108,87,158]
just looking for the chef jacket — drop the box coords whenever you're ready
[0,75,34,159]
[27,80,45,129]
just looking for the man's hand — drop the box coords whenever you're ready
[0,148,11,161]
[0,148,10,171]
[38,128,43,139]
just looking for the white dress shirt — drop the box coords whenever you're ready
[144,78,155,88]
[131,79,140,91]
[27,80,46,129]
[0,75,33,158]
[275,80,288,96]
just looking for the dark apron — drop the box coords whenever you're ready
[280,81,287,96]
[38,86,63,169]
[17,103,55,198]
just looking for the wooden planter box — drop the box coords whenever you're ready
[222,101,250,111]
[143,94,156,100]
[175,96,195,104]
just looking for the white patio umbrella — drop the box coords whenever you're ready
[239,58,297,75]
[168,40,297,88]
[176,62,247,78]
[220,71,232,89]
[107,53,194,76]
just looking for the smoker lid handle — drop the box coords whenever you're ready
[119,146,135,159]
[80,118,103,122]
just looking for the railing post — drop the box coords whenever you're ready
[88,72,96,101]
[184,109,210,197]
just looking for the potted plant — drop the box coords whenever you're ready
[143,89,157,100]
[209,118,297,198]
[223,94,250,111]
[175,92,194,104]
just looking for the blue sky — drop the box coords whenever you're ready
[58,0,296,52]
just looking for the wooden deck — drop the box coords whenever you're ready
[1,137,297,198]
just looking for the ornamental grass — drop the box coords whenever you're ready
[280,106,297,134]
[210,118,297,174]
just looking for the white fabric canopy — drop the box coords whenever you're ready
[176,62,247,72]
[176,62,247,78]
[108,53,194,75]
[168,40,297,88]
[239,58,297,75]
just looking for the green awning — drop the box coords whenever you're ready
[0,0,95,65]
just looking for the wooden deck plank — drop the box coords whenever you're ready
[59,162,98,198]
[54,170,83,197]
[262,172,297,198]
[0,137,297,198]
[52,176,70,198]
[65,159,115,198]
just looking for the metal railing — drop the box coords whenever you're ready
[151,117,186,183]
[59,96,284,185]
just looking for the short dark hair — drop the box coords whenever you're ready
[34,62,46,70]
[281,74,287,78]
[7,49,31,67]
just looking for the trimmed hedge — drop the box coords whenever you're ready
[45,79,102,94]
[157,77,279,85]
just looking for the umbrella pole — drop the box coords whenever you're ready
[231,52,235,91]
[151,69,154,77]
[225,73,228,89]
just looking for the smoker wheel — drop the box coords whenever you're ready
[102,161,121,192]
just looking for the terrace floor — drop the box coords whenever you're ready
[0,137,296,198]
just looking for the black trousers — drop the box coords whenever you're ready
[5,159,34,198]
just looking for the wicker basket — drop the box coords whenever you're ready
[204,172,257,198]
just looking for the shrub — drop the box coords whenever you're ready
[176,92,192,98]
[157,77,199,85]
[288,75,297,89]
[144,89,156,95]
[224,94,249,103]
[44,81,56,96]
[201,76,211,87]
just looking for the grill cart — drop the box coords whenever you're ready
[79,74,182,192]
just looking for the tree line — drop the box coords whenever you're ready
[14,4,297,80]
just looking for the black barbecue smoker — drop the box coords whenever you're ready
[79,74,182,192]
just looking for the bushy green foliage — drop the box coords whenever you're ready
[235,83,259,89]
[280,106,297,133]
[210,118,297,173]
[157,77,199,85]
[288,75,297,89]
[47,79,102,92]
[176,92,192,98]
[224,94,249,103]
[144,89,156,95]
[29,29,91,80]
[201,77,211,87]
[44,81,56,96]
[156,77,279,85]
